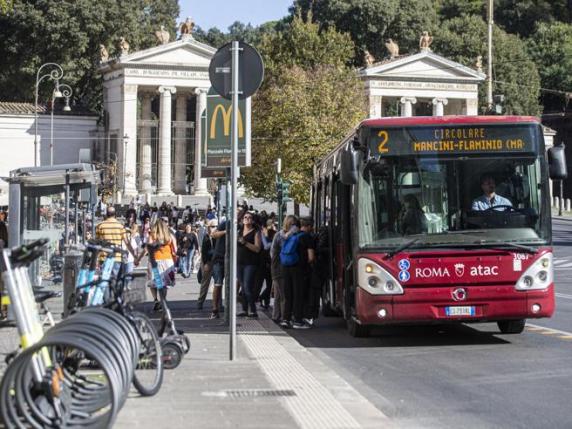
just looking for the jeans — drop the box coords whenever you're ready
[238,264,258,314]
[180,249,195,277]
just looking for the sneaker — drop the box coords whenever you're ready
[302,318,314,327]
[247,313,258,319]
[152,300,161,312]
[279,320,291,329]
[197,302,203,310]
[209,311,220,319]
[237,312,248,317]
[292,321,310,330]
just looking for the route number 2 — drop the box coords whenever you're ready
[378,130,389,153]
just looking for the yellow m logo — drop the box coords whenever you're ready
[209,104,244,139]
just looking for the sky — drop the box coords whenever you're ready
[179,0,294,31]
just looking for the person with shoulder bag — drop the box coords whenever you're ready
[135,218,177,311]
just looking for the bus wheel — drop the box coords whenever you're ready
[347,317,369,338]
[497,319,526,334]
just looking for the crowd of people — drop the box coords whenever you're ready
[95,200,327,330]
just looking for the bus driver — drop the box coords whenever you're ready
[471,174,513,211]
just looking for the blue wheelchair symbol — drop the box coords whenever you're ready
[398,259,410,271]
[398,270,410,282]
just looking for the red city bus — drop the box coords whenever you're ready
[312,116,567,337]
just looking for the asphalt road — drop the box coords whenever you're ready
[287,218,572,429]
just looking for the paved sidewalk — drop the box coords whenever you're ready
[0,271,390,428]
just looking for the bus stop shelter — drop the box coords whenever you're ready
[3,163,100,285]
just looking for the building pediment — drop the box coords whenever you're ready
[100,38,217,72]
[361,51,486,83]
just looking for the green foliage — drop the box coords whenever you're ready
[240,15,367,203]
[495,0,571,37]
[293,0,438,64]
[0,0,179,112]
[193,21,278,49]
[438,0,485,19]
[0,0,12,14]
[528,22,572,112]
[433,15,541,115]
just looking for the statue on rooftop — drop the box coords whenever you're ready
[419,31,433,51]
[155,25,170,45]
[179,17,195,40]
[385,39,399,59]
[119,37,130,56]
[364,50,375,66]
[475,55,483,73]
[99,44,109,63]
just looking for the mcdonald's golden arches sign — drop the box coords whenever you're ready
[204,88,250,168]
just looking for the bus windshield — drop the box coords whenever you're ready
[358,155,549,250]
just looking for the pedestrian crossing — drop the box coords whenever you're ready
[554,257,572,271]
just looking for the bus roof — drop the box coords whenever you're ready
[360,115,540,128]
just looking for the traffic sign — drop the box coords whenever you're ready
[208,41,264,100]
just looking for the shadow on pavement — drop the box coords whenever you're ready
[285,317,511,348]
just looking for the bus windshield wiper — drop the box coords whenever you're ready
[385,238,419,259]
[489,241,538,254]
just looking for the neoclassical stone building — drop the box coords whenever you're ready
[360,49,486,118]
[99,33,217,198]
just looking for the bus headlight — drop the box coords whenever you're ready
[516,253,553,291]
[358,258,404,295]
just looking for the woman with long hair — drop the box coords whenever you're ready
[135,218,177,311]
[237,212,262,317]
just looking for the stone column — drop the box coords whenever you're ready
[432,97,448,116]
[174,93,188,194]
[157,86,176,196]
[193,88,209,196]
[122,84,138,196]
[465,98,479,115]
[368,94,383,118]
[400,97,417,117]
[138,93,153,193]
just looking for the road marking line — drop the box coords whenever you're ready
[527,323,572,337]
[555,293,572,300]
[553,260,571,266]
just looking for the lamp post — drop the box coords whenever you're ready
[50,83,72,166]
[34,63,64,167]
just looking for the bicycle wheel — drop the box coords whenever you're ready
[130,311,164,396]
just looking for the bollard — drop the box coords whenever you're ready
[567,199,571,212]
[62,250,83,318]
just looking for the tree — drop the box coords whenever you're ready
[495,0,571,37]
[0,0,12,13]
[293,0,438,65]
[240,14,367,203]
[433,15,541,115]
[528,22,572,112]
[194,21,280,49]
[0,0,179,112]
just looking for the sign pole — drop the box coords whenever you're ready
[229,40,241,361]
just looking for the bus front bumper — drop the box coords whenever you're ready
[355,284,555,325]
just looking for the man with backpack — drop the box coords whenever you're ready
[279,215,315,329]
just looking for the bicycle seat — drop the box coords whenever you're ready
[34,290,61,303]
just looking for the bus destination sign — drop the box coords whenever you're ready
[368,124,539,157]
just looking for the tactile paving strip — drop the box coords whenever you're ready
[239,319,362,429]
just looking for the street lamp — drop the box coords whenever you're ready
[34,63,64,167]
[50,83,73,166]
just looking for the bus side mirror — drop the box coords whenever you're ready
[340,146,359,185]
[548,144,567,180]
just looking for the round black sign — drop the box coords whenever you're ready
[208,41,264,100]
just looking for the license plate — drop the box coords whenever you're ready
[445,306,475,316]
